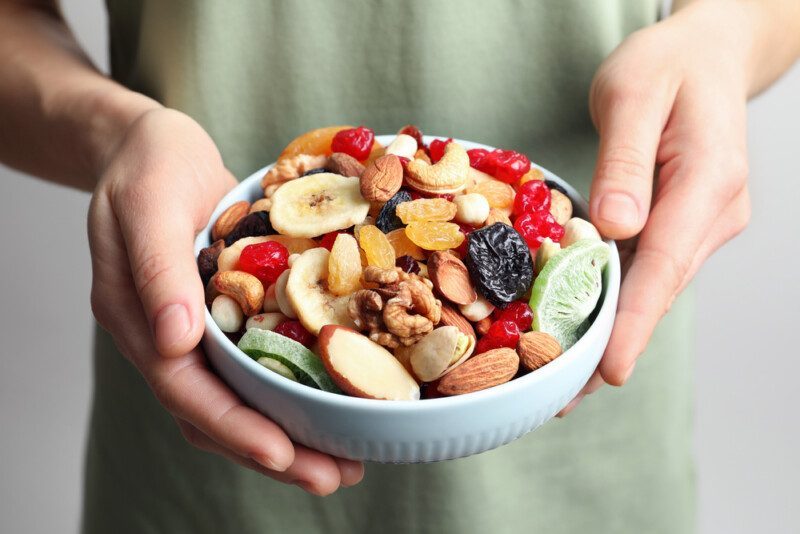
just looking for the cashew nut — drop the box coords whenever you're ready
[405,141,469,194]
[213,270,265,316]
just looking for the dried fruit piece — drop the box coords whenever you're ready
[279,125,352,160]
[237,241,290,286]
[328,233,363,296]
[386,228,425,260]
[405,221,465,251]
[358,225,396,269]
[467,179,515,209]
[465,223,534,307]
[375,190,412,234]
[514,210,565,251]
[396,198,457,224]
[492,301,533,332]
[224,211,274,247]
[429,138,453,163]
[319,230,348,251]
[331,126,375,161]
[475,320,520,355]
[487,149,531,184]
[197,239,225,286]
[467,148,492,172]
[273,320,315,347]
[212,201,251,241]
[397,124,425,150]
[395,255,421,274]
[513,179,551,216]
[518,168,545,187]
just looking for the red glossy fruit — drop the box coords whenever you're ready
[429,138,453,163]
[237,241,289,285]
[492,301,533,332]
[398,125,425,151]
[513,179,551,216]
[274,320,315,347]
[475,320,520,354]
[513,210,565,251]
[331,126,375,161]
[467,148,492,173]
[319,230,348,251]
[488,149,531,184]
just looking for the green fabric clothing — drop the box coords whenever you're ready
[84,1,695,533]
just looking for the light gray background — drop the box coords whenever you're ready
[1,2,798,533]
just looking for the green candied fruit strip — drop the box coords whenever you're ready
[238,329,341,393]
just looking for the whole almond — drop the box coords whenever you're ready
[360,154,403,202]
[517,331,563,371]
[428,251,477,306]
[437,347,519,396]
[439,305,476,339]
[212,201,250,241]
[326,152,366,178]
[474,317,492,336]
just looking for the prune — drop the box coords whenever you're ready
[375,190,412,233]
[395,255,420,275]
[224,211,274,246]
[197,239,224,286]
[545,179,569,196]
[302,167,327,176]
[465,223,533,308]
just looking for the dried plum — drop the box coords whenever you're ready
[197,239,224,286]
[395,255,420,275]
[375,190,412,233]
[224,211,274,246]
[465,223,533,308]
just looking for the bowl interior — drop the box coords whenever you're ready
[194,135,620,414]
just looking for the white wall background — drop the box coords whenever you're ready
[0,1,797,533]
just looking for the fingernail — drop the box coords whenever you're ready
[598,192,639,228]
[254,454,289,472]
[154,303,191,351]
[622,362,637,384]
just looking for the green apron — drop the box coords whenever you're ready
[84,2,695,532]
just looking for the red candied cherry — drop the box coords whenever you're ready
[492,301,533,332]
[513,179,551,216]
[467,148,493,174]
[319,230,348,251]
[514,210,565,251]
[428,138,453,163]
[475,320,520,354]
[331,126,375,161]
[398,125,426,152]
[487,149,531,184]
[237,241,289,285]
[274,320,315,347]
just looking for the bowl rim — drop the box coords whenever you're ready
[195,135,620,413]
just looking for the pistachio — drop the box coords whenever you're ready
[401,326,475,382]
[561,217,601,248]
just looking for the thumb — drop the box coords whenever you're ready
[589,87,666,239]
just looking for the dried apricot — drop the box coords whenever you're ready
[279,125,352,160]
[517,168,544,187]
[396,198,457,224]
[467,179,514,209]
[328,234,363,296]
[386,228,425,260]
[405,221,465,251]
[358,225,396,269]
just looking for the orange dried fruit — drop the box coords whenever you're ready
[396,198,457,224]
[386,228,426,260]
[517,168,544,187]
[279,125,352,160]
[468,179,514,209]
[358,225,396,269]
[328,234,363,296]
[405,221,465,251]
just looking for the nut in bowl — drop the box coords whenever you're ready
[194,126,621,463]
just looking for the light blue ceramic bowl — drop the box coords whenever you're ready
[194,136,620,463]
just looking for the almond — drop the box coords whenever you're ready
[360,154,403,202]
[517,331,563,371]
[428,251,477,306]
[439,305,476,339]
[326,152,365,178]
[212,201,250,241]
[437,347,519,396]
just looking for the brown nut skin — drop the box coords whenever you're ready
[360,154,403,202]
[549,189,573,226]
[428,251,477,306]
[437,348,519,396]
[474,317,492,337]
[326,152,366,178]
[438,304,476,340]
[517,331,563,371]
[213,270,265,316]
[211,201,250,241]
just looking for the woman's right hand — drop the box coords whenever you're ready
[88,107,364,495]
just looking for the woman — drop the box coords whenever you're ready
[1,0,798,532]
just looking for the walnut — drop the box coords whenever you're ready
[364,266,399,285]
[260,154,329,190]
[369,331,401,349]
[383,280,441,339]
[348,290,383,331]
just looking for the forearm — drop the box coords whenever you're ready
[671,0,800,96]
[0,1,160,191]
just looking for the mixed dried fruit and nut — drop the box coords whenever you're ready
[198,125,610,401]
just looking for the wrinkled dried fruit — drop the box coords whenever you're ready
[429,138,453,163]
[492,301,533,332]
[395,255,421,275]
[475,319,520,354]
[513,179,551,216]
[331,126,375,161]
[386,228,425,259]
[358,225,396,269]
[237,241,290,286]
[405,221,465,251]
[198,239,225,286]
[224,211,274,247]
[396,198,457,224]
[319,230,348,251]
[375,190,412,233]
[514,210,565,251]
[328,233,363,296]
[465,223,534,307]
[273,320,315,347]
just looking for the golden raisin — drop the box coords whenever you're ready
[386,228,426,260]
[405,221,465,251]
[328,234,363,296]
[358,225,396,269]
[396,198,457,224]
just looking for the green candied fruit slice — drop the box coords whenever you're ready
[529,239,610,350]
[238,329,341,393]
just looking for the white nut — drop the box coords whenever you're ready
[534,238,561,274]
[384,134,418,159]
[561,217,601,248]
[549,189,573,225]
[262,283,281,312]
[245,312,287,331]
[274,269,297,318]
[459,294,495,322]
[211,294,244,332]
[453,193,490,226]
[288,253,300,267]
